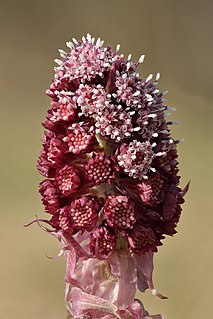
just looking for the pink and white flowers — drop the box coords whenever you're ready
[35,34,188,318]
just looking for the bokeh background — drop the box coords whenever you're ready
[1,0,212,318]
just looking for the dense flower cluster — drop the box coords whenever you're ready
[36,34,187,319]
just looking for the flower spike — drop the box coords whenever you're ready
[35,35,188,319]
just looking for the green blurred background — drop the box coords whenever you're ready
[0,0,212,318]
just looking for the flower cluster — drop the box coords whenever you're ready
[36,34,187,319]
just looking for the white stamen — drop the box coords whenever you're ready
[72,38,78,44]
[66,41,74,49]
[138,54,145,63]
[126,62,131,70]
[156,72,161,81]
[153,89,159,94]
[162,90,169,96]
[133,127,141,131]
[146,74,153,82]
[54,59,62,65]
[167,106,176,111]
[156,152,166,156]
[148,114,157,118]
[96,37,101,47]
[82,36,86,43]
[129,111,135,116]
[104,62,110,67]
[116,44,121,52]
[127,54,132,61]
[133,91,141,97]
[87,33,92,42]
[58,49,66,58]
[152,133,158,137]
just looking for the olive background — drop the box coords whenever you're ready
[0,1,212,318]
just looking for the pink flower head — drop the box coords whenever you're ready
[59,196,99,234]
[95,106,134,142]
[117,141,158,180]
[55,164,80,196]
[104,195,136,230]
[63,121,96,154]
[84,152,114,185]
[74,83,111,117]
[35,34,188,319]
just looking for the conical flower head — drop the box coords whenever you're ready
[36,34,188,319]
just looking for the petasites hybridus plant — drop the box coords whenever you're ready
[35,34,188,319]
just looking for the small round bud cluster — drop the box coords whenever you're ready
[84,153,113,185]
[58,196,99,234]
[55,165,80,196]
[104,196,136,230]
[36,35,187,319]
[63,122,95,154]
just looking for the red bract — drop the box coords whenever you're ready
[37,131,67,177]
[127,223,158,254]
[35,34,188,319]
[136,173,165,206]
[90,222,116,258]
[39,179,60,214]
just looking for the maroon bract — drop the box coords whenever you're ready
[39,179,60,214]
[127,223,158,254]
[90,222,116,258]
[35,34,187,319]
[136,173,165,206]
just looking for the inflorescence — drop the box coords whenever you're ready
[36,34,187,319]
